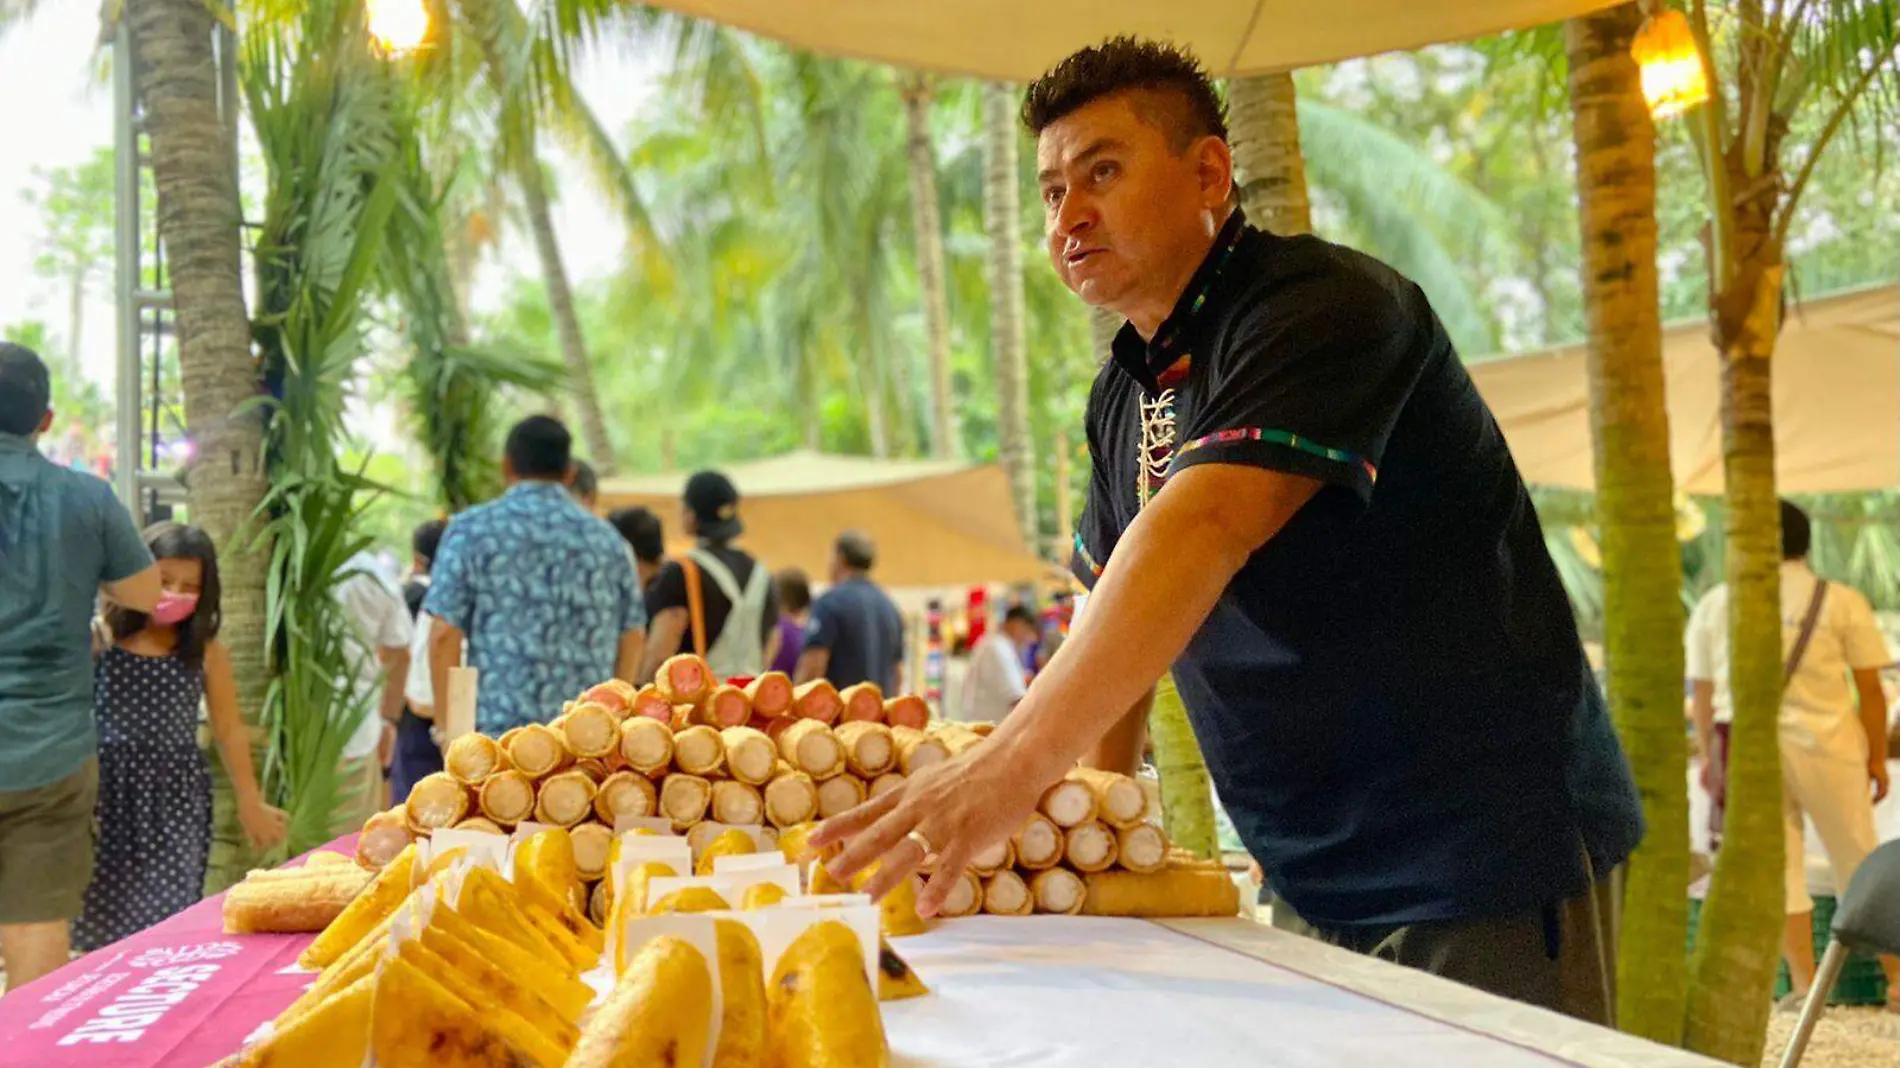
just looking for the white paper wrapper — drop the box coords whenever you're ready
[711,853,795,875]
[614,814,684,836]
[644,868,802,911]
[705,902,882,991]
[422,828,511,873]
[609,834,695,890]
[586,914,723,1068]
[685,821,774,860]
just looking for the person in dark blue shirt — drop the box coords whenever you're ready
[797,531,904,693]
[815,39,1642,1025]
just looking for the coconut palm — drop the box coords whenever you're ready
[901,71,959,459]
[241,0,415,861]
[117,0,273,887]
[1229,73,1314,234]
[436,0,656,474]
[1671,4,1897,1060]
[1563,3,1687,1044]
[983,81,1036,547]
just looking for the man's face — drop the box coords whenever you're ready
[1036,91,1232,322]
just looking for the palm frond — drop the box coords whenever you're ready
[1297,98,1518,353]
[241,0,412,849]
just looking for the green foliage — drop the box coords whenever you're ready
[378,116,565,511]
[242,0,409,851]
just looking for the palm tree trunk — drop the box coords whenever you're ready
[901,73,958,460]
[1228,73,1313,235]
[1150,675,1219,859]
[1565,5,1688,1043]
[67,268,85,373]
[1685,253,1786,1066]
[982,82,1035,548]
[516,152,616,473]
[126,0,270,890]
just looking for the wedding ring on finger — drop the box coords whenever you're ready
[905,828,936,862]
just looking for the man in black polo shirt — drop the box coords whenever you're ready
[816,38,1643,1024]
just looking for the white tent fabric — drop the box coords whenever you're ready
[644,1,1626,80]
[1468,284,1900,494]
[598,450,1055,588]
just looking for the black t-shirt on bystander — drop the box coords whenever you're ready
[1072,209,1644,929]
[646,543,780,658]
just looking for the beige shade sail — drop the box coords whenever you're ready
[1468,284,1900,494]
[597,450,1056,588]
[643,1,1625,80]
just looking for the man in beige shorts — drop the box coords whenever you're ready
[1690,499,1898,1008]
[0,343,160,991]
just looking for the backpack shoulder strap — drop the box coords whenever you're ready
[681,556,708,659]
[1783,578,1829,692]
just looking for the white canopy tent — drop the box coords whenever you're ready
[1468,284,1900,494]
[642,1,1626,80]
[598,450,1056,588]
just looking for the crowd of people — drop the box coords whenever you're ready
[0,340,942,993]
[3,36,1894,1030]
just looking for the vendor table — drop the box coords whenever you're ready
[1,845,1721,1067]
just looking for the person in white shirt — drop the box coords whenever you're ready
[1687,499,1896,1005]
[391,519,448,802]
[334,554,414,832]
[958,606,1040,723]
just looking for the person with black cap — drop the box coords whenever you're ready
[641,470,780,682]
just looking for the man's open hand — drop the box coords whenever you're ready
[810,738,1055,915]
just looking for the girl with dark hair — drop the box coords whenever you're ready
[76,522,285,948]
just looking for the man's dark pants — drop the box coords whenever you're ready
[1269,876,1618,1027]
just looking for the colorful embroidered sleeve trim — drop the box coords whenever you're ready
[1171,427,1378,483]
[1073,531,1104,577]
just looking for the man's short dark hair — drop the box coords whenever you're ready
[1021,37,1229,150]
[608,506,665,564]
[836,530,876,572]
[571,459,598,502]
[0,341,51,437]
[1781,499,1812,560]
[505,415,572,479]
[1003,605,1039,629]
[413,518,447,566]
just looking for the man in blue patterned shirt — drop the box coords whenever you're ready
[424,416,646,734]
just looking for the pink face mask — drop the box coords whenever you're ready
[151,592,200,626]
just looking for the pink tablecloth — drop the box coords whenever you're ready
[0,843,344,1068]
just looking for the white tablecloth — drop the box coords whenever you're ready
[885,917,1722,1068]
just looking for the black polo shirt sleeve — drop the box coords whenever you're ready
[1168,269,1427,506]
[1069,377,1119,591]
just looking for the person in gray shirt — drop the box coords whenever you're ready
[0,342,161,989]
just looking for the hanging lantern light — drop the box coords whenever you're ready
[367,0,431,54]
[1631,8,1710,119]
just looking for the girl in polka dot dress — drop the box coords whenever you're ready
[75,522,287,949]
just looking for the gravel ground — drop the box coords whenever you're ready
[1761,1007,1896,1067]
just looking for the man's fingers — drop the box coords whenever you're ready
[810,785,905,849]
[915,843,976,917]
[824,801,918,885]
[857,829,931,902]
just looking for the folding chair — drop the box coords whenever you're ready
[1777,837,1900,1068]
